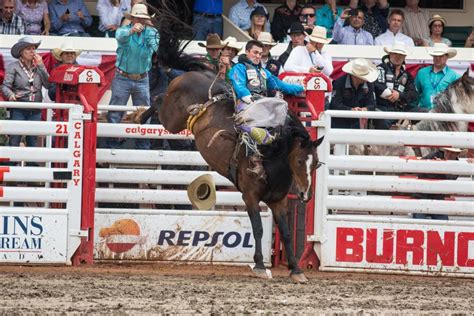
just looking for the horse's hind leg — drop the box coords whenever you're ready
[268,198,308,284]
[243,197,271,279]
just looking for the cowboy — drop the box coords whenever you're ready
[329,58,377,129]
[228,39,305,179]
[106,3,158,150]
[284,26,333,78]
[198,33,227,73]
[277,22,306,66]
[256,32,281,77]
[415,43,460,109]
[373,41,418,129]
[219,36,241,80]
[412,147,464,220]
[48,42,82,101]
[0,0,25,34]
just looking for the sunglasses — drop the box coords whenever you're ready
[302,14,315,18]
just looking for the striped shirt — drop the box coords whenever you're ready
[401,7,430,42]
[0,14,25,35]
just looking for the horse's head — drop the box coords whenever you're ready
[288,136,324,202]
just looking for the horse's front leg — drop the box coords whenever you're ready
[243,196,271,279]
[268,198,308,283]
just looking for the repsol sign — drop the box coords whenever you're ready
[158,230,254,248]
[0,215,43,251]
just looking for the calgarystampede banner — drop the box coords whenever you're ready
[0,49,472,101]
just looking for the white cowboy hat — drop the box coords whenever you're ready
[257,32,277,46]
[223,36,242,51]
[52,42,82,61]
[11,36,41,59]
[124,3,151,20]
[428,43,457,59]
[187,174,216,210]
[342,58,378,83]
[307,26,331,44]
[384,41,409,56]
[441,147,465,153]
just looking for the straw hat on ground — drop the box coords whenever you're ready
[257,32,277,46]
[187,174,216,210]
[342,58,378,83]
[124,3,151,20]
[52,42,82,61]
[11,36,41,59]
[198,33,227,49]
[383,41,409,56]
[307,26,331,44]
[428,43,457,59]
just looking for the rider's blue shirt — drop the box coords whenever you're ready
[229,58,304,99]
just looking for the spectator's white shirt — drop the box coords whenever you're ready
[96,0,131,33]
[284,46,333,77]
[374,30,415,47]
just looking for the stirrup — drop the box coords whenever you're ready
[250,127,274,145]
[247,157,267,181]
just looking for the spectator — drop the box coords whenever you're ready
[192,0,222,40]
[332,8,374,45]
[106,4,158,150]
[16,0,50,35]
[0,0,24,34]
[465,31,474,48]
[229,0,269,32]
[271,0,301,43]
[373,42,418,129]
[277,22,306,66]
[246,6,267,40]
[415,43,460,110]
[97,0,131,38]
[329,58,377,129]
[48,42,81,101]
[1,37,49,148]
[299,4,316,35]
[218,37,241,80]
[423,15,452,47]
[375,9,414,47]
[316,0,344,38]
[350,0,389,39]
[49,0,92,36]
[284,26,333,78]
[257,32,281,77]
[401,0,429,46]
[198,33,227,73]
[412,147,464,221]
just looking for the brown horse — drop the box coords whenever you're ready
[157,70,323,283]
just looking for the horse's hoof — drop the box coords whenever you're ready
[290,273,308,284]
[252,268,272,279]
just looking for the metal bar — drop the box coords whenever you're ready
[95,208,272,217]
[0,147,70,162]
[326,195,474,215]
[323,110,474,122]
[96,149,207,165]
[0,187,68,202]
[0,101,76,110]
[2,167,71,182]
[327,155,474,176]
[325,214,474,226]
[0,121,71,136]
[96,169,233,186]
[98,105,149,111]
[327,175,474,195]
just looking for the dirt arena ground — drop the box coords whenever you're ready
[0,263,473,314]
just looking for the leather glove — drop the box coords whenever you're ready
[242,95,254,104]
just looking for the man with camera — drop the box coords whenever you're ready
[299,4,316,35]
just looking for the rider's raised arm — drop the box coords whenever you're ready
[229,63,252,99]
[266,69,304,96]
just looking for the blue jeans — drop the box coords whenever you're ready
[413,213,449,220]
[8,109,42,147]
[193,14,223,40]
[107,72,151,149]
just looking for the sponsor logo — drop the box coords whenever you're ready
[124,126,192,137]
[99,219,145,253]
[0,215,43,259]
[336,227,474,268]
[158,230,254,248]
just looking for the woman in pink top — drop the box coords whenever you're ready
[16,0,50,35]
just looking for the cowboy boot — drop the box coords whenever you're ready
[247,155,266,181]
[250,127,275,145]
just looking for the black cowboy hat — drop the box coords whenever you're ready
[250,6,268,20]
[287,22,305,35]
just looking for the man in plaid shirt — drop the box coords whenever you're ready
[0,0,25,35]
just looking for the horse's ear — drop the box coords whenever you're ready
[312,136,324,148]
